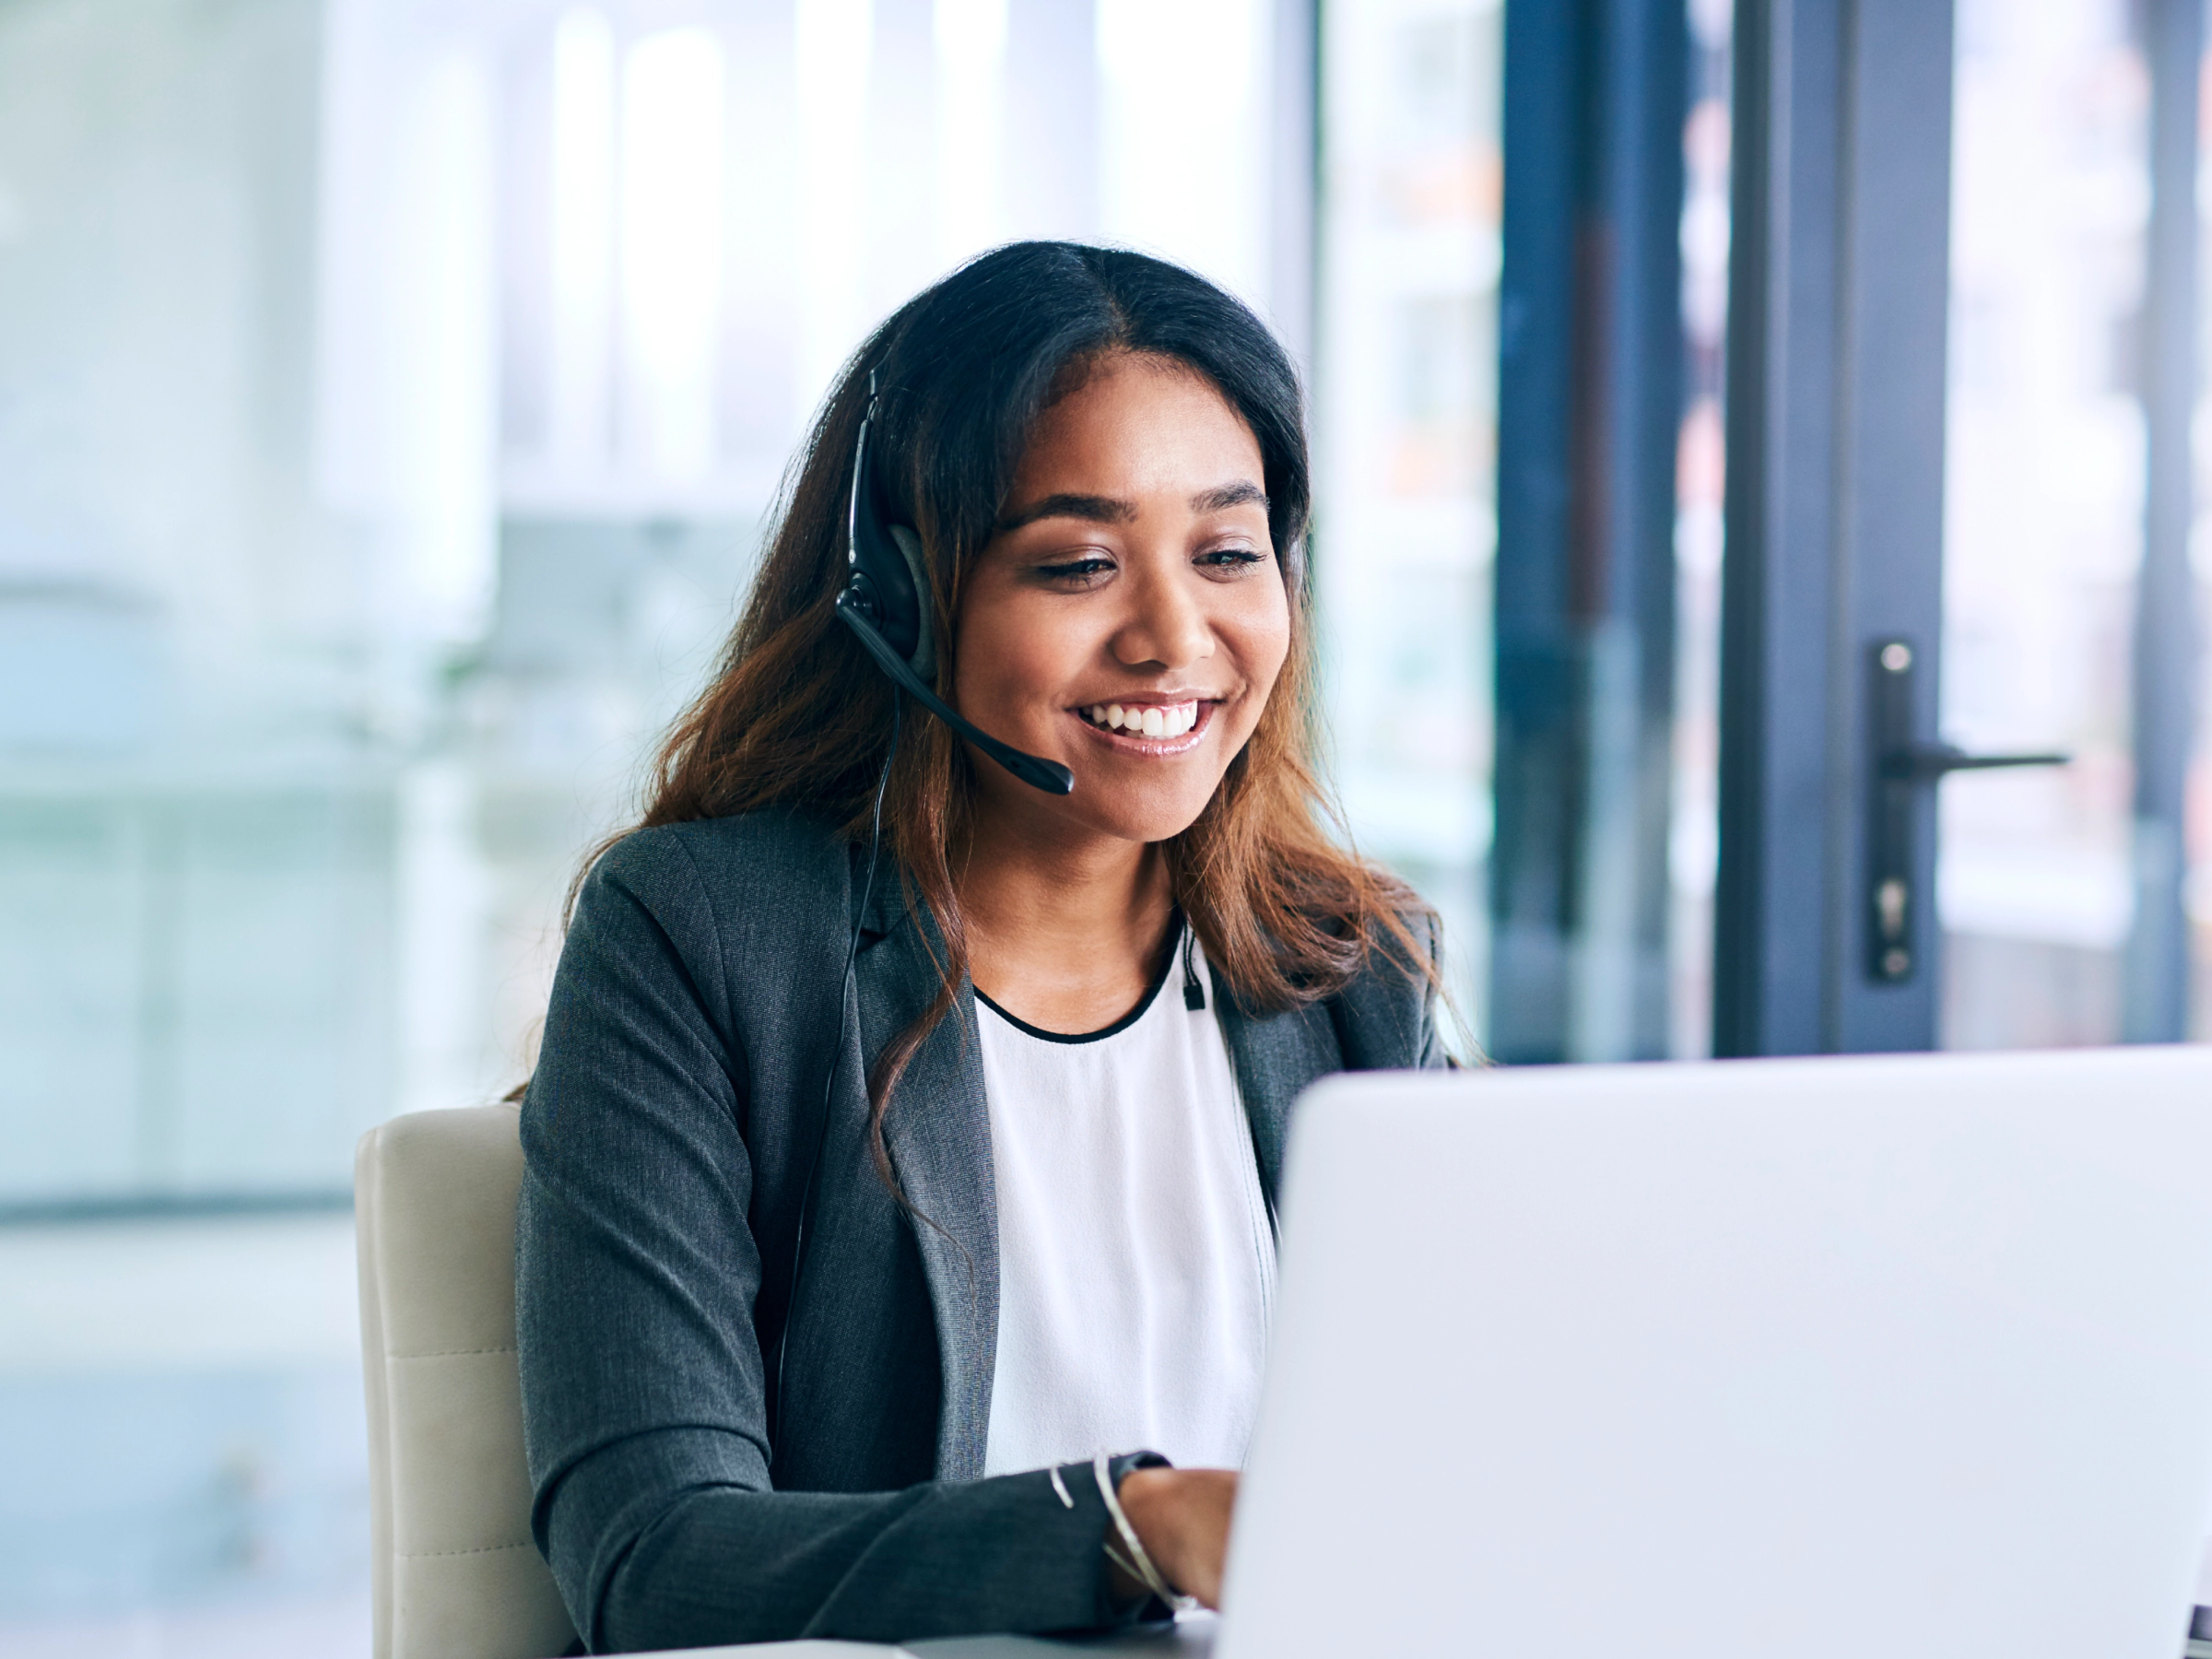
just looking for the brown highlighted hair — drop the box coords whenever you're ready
[584,242,1438,1171]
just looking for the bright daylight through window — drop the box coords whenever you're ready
[0,0,1325,1644]
[11,0,2208,1649]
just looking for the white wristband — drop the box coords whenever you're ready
[1093,1453,1199,1614]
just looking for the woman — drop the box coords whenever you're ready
[517,241,1447,1653]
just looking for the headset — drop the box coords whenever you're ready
[832,373,1076,799]
[776,374,1076,1444]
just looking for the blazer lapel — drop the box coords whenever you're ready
[853,878,999,1481]
[1215,988,1343,1214]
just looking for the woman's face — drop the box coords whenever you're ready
[952,351,1293,849]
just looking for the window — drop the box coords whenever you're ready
[1315,0,1502,1038]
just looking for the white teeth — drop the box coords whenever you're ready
[1081,700,1201,735]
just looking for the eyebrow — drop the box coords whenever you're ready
[995,492,1135,534]
[994,480,1269,535]
[1190,481,1268,515]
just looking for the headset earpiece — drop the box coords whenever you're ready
[886,525,935,681]
[842,395,926,669]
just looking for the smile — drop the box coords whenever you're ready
[1073,700,1210,746]
[1080,700,1198,737]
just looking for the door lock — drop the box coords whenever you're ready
[1866,639,2069,983]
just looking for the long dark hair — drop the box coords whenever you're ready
[581,242,1437,1171]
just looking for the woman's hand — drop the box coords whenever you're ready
[1112,1466,1240,1608]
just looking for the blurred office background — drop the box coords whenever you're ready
[3,0,2210,1648]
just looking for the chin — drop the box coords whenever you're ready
[1065,783,1219,846]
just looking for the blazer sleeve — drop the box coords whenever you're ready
[516,840,1130,1652]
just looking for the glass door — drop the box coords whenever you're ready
[1714,0,2203,1057]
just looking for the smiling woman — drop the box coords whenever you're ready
[953,352,1294,1036]
[514,242,1450,1653]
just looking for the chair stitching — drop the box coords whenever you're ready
[389,1347,520,1359]
[398,1541,536,1558]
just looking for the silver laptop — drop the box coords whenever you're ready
[1218,1048,2212,1659]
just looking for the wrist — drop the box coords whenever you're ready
[1095,1453,1194,1613]
[1106,1549,1149,1607]
[1115,1466,1177,1556]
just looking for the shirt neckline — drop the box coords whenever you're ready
[973,922,1186,1046]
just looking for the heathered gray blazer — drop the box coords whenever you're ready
[516,809,1443,1653]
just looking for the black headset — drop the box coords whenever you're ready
[832,373,1076,798]
[776,374,1075,1446]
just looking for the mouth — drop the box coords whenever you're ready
[1070,698,1215,752]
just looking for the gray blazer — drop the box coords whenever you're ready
[517,809,1443,1653]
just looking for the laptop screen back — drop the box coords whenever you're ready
[1222,1049,2212,1659]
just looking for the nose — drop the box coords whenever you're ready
[1111,557,1215,673]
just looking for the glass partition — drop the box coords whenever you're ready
[0,0,1301,1641]
[1313,0,1503,1040]
[1938,0,2149,1048]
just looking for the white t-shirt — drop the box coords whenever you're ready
[977,931,1277,1477]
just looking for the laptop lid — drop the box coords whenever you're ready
[1220,1049,2212,1659]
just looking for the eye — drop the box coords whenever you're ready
[1195,546,1267,572]
[1033,554,1116,585]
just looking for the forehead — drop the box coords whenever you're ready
[1007,354,1265,505]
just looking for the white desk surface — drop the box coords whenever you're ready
[641,1610,1216,1658]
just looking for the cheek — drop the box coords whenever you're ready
[1227,589,1294,714]
[954,595,1084,712]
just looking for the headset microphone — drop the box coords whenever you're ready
[833,380,1076,797]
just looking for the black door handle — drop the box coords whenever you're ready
[1865,639,2070,982]
[1878,741,2072,781]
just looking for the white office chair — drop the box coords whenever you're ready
[356,1103,582,1659]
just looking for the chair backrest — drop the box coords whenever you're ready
[356,1104,581,1659]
